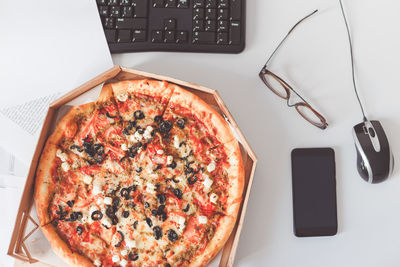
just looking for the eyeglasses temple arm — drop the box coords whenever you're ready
[263,9,319,68]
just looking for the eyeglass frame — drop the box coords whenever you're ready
[259,9,328,130]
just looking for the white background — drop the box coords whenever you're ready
[113,0,400,266]
[3,0,400,266]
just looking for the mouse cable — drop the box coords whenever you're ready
[339,0,368,121]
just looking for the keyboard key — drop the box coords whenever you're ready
[99,6,109,16]
[205,20,216,31]
[217,20,228,32]
[151,30,163,42]
[193,32,215,43]
[97,0,107,5]
[164,31,175,42]
[122,6,133,17]
[193,0,204,7]
[105,29,117,42]
[132,30,146,41]
[193,8,204,20]
[132,0,148,17]
[110,6,121,17]
[118,29,131,42]
[230,0,241,20]
[166,0,176,7]
[218,0,228,8]
[104,17,115,28]
[152,0,164,7]
[164,18,176,30]
[217,32,228,44]
[177,0,189,8]
[176,31,188,43]
[229,21,240,44]
[108,0,119,5]
[205,8,216,20]
[116,18,147,29]
[206,0,217,8]
[218,8,228,20]
[120,0,131,5]
[193,20,204,31]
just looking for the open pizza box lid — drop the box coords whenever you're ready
[8,66,257,267]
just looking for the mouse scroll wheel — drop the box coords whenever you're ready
[368,127,376,137]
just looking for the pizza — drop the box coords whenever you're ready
[34,79,244,267]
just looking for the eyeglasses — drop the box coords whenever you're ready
[259,9,328,130]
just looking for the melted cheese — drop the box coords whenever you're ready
[210,193,218,204]
[56,149,68,162]
[198,216,207,224]
[61,162,70,172]
[117,92,128,102]
[202,175,213,191]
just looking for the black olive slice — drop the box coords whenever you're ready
[112,197,120,207]
[172,188,183,199]
[187,175,198,185]
[167,161,177,169]
[114,230,125,247]
[176,118,185,129]
[146,218,153,227]
[128,252,139,261]
[106,206,116,218]
[153,226,162,240]
[70,145,83,152]
[160,212,168,222]
[120,188,130,199]
[157,194,166,204]
[91,210,103,221]
[183,204,190,213]
[66,200,74,208]
[93,154,104,164]
[154,164,162,171]
[111,216,119,225]
[52,220,58,227]
[151,209,158,216]
[165,264,171,267]
[144,202,150,209]
[106,112,117,118]
[154,115,163,123]
[122,211,130,218]
[157,205,165,215]
[133,220,138,229]
[76,226,83,235]
[167,229,178,242]
[136,166,143,173]
[93,143,104,154]
[159,120,173,134]
[134,110,145,120]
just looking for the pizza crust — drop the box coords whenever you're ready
[168,86,235,145]
[189,139,245,267]
[41,224,94,267]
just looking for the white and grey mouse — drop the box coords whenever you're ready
[353,120,394,183]
[340,0,395,183]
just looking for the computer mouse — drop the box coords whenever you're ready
[352,120,394,183]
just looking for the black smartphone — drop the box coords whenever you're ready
[291,148,337,237]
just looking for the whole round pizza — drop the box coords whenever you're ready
[34,79,244,267]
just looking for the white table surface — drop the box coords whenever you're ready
[113,0,400,266]
[3,0,400,266]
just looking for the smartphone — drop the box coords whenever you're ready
[291,148,337,237]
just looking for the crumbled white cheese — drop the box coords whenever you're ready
[129,134,136,142]
[92,182,102,195]
[117,92,128,102]
[134,131,143,141]
[143,126,153,139]
[56,149,68,162]
[104,197,112,205]
[146,183,156,194]
[107,117,115,124]
[125,238,137,248]
[157,149,164,155]
[121,143,128,151]
[94,259,101,267]
[83,175,92,185]
[174,136,180,149]
[121,249,128,256]
[167,155,173,165]
[111,255,120,263]
[61,162,70,172]
[210,193,218,204]
[177,216,186,227]
[198,216,208,224]
[207,161,216,172]
[120,259,128,267]
[202,175,213,191]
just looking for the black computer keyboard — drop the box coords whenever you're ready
[96,0,245,53]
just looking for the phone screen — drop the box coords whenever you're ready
[291,148,337,237]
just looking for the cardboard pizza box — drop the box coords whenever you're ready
[8,66,257,267]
